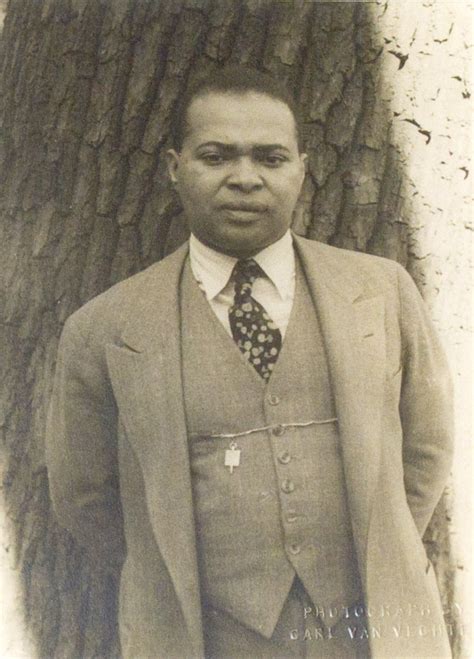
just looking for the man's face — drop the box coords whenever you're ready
[166,91,307,258]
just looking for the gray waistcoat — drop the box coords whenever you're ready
[181,257,363,639]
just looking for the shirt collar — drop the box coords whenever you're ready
[189,230,295,302]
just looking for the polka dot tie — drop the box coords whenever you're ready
[228,258,282,380]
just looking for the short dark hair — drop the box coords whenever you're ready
[171,65,302,151]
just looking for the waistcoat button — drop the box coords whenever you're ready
[272,424,285,436]
[288,543,301,555]
[278,451,291,465]
[286,511,298,523]
[268,394,280,406]
[281,479,295,494]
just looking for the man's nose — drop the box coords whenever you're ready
[226,158,263,192]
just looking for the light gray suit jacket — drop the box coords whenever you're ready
[46,235,454,658]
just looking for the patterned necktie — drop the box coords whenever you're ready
[228,258,282,380]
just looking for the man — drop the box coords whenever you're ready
[46,66,454,658]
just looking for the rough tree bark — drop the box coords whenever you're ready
[0,1,461,657]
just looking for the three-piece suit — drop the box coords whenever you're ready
[46,234,454,658]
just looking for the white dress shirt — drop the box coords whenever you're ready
[189,231,296,338]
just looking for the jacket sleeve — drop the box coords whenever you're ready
[46,312,125,573]
[396,264,454,537]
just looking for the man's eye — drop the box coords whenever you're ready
[200,153,225,164]
[262,155,287,167]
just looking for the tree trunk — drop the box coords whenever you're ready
[0,1,461,656]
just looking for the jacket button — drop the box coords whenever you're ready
[281,479,295,494]
[268,394,280,406]
[288,543,301,555]
[278,451,291,465]
[286,511,298,523]
[272,424,285,436]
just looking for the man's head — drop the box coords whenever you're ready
[166,66,307,258]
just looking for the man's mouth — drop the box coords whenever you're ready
[220,202,268,213]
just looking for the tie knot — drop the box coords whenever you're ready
[232,258,263,296]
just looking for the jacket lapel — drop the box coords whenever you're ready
[294,236,385,586]
[105,243,204,657]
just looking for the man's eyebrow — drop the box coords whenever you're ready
[253,144,291,154]
[196,141,229,149]
[195,141,291,153]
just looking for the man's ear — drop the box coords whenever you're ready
[299,152,308,187]
[166,149,180,184]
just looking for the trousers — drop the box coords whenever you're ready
[202,578,371,658]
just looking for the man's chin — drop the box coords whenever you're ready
[202,233,278,259]
[192,216,290,258]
